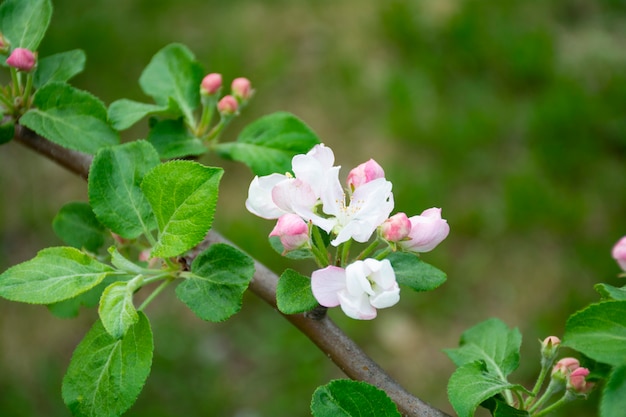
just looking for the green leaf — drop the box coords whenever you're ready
[0,0,52,51]
[147,118,206,159]
[563,301,626,367]
[98,278,142,339]
[311,379,401,417]
[0,247,114,304]
[482,397,530,417]
[138,43,203,126]
[108,247,146,275]
[448,362,521,417]
[47,275,123,319]
[52,201,107,252]
[33,49,86,88]
[215,112,320,176]
[0,120,15,144]
[387,252,446,292]
[62,313,153,417]
[142,160,223,258]
[276,269,318,314]
[601,366,626,417]
[444,318,521,377]
[176,243,254,322]
[595,283,626,301]
[107,99,171,131]
[88,140,160,239]
[20,83,119,154]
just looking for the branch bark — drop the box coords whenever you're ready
[11,128,452,417]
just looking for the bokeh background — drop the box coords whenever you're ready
[1,0,626,416]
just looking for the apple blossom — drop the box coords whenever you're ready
[611,236,626,271]
[319,175,394,246]
[347,159,385,190]
[269,213,309,252]
[551,357,580,380]
[380,212,411,242]
[399,208,449,252]
[245,144,337,222]
[311,258,400,320]
[6,47,36,72]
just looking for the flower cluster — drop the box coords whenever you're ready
[246,144,449,319]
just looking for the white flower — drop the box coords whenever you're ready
[245,144,337,220]
[319,176,394,246]
[311,258,400,320]
[399,208,449,253]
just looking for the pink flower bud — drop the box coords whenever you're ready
[399,208,450,253]
[6,47,36,72]
[541,336,561,363]
[381,212,412,242]
[231,77,252,100]
[217,95,238,115]
[552,357,580,380]
[347,159,385,190]
[269,213,309,253]
[612,236,626,271]
[200,73,222,95]
[138,249,151,262]
[567,367,593,394]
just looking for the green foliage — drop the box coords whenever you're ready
[215,111,321,176]
[34,49,86,88]
[0,120,14,144]
[563,301,626,367]
[146,118,206,159]
[482,397,530,417]
[387,252,446,291]
[0,0,52,51]
[137,43,204,127]
[601,366,626,417]
[88,140,160,239]
[98,277,142,339]
[311,379,401,417]
[0,247,114,304]
[445,318,523,417]
[447,362,522,417]
[20,82,119,154]
[62,313,153,417]
[142,160,223,258]
[276,268,318,315]
[52,201,107,252]
[176,243,255,322]
[107,99,171,131]
[595,283,626,301]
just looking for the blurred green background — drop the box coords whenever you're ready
[1,0,626,416]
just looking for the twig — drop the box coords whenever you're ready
[11,127,452,417]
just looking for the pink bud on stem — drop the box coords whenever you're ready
[347,159,385,190]
[269,213,309,253]
[612,236,626,271]
[380,213,412,242]
[231,77,253,101]
[6,48,36,72]
[217,95,239,115]
[200,73,222,95]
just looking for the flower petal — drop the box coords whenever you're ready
[245,174,288,219]
[311,266,346,307]
[338,291,377,320]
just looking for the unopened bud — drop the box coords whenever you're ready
[541,336,561,365]
[6,47,36,72]
[217,95,238,115]
[347,159,385,190]
[381,213,412,242]
[200,73,222,95]
[269,213,309,253]
[612,236,626,271]
[551,357,580,381]
[567,367,593,395]
[399,208,450,253]
[231,77,252,100]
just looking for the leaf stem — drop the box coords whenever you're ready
[357,239,382,260]
[533,391,576,417]
[21,73,34,109]
[10,67,20,97]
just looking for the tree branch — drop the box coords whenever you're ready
[11,128,452,417]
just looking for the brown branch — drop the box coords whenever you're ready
[11,128,452,417]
